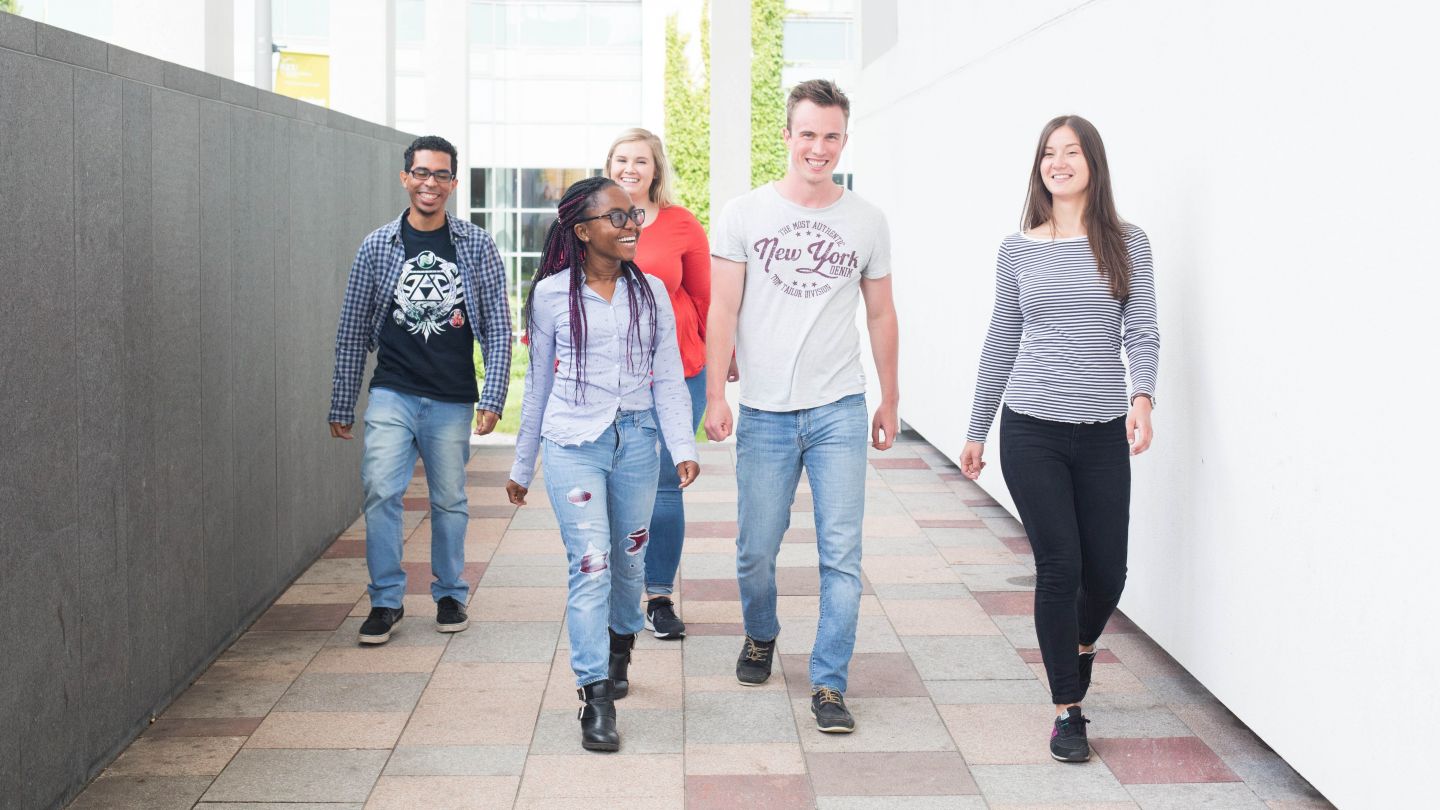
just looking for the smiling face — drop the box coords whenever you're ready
[783,100,849,186]
[574,185,640,266]
[401,149,457,218]
[608,139,656,206]
[1039,126,1090,201]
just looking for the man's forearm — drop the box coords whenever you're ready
[704,310,736,401]
[869,310,900,405]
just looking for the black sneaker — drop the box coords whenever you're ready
[1078,649,1098,696]
[358,606,404,645]
[811,686,855,733]
[436,596,469,633]
[1050,706,1091,762]
[645,596,686,639]
[735,636,776,685]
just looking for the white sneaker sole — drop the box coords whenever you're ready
[436,619,469,633]
[644,615,684,639]
[358,617,401,645]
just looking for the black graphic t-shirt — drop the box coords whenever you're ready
[369,214,479,403]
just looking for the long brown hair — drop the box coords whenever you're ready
[1022,115,1131,299]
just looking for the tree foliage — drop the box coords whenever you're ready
[0,0,19,15]
[750,0,787,187]
[664,2,711,229]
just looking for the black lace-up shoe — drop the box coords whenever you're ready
[735,636,776,685]
[436,596,468,633]
[358,606,404,645]
[1050,706,1091,762]
[1078,649,1098,696]
[645,596,686,639]
[811,686,855,733]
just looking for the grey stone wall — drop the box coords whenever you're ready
[0,14,414,809]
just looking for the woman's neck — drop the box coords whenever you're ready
[584,258,623,284]
[1046,196,1087,237]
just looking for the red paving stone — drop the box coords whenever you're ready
[916,519,986,528]
[805,751,979,796]
[402,497,429,512]
[686,775,815,810]
[963,496,1000,507]
[400,561,487,594]
[1017,648,1122,664]
[465,470,512,486]
[999,536,1032,554]
[939,471,966,481]
[776,566,873,595]
[1107,610,1141,634]
[973,591,1035,616]
[782,653,928,698]
[870,458,930,469]
[469,504,519,519]
[250,603,353,631]
[144,716,264,737]
[1091,736,1240,784]
[681,578,741,601]
[686,521,740,538]
[791,492,814,512]
[323,539,366,559]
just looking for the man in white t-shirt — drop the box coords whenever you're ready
[705,79,900,734]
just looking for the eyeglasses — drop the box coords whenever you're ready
[407,168,456,182]
[578,207,646,228]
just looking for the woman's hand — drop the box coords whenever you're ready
[1127,396,1154,455]
[505,480,528,506]
[676,461,700,489]
[960,441,986,480]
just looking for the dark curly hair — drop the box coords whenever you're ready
[523,176,657,400]
[403,135,457,173]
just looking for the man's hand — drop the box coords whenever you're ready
[506,480,528,506]
[960,441,986,480]
[329,422,354,440]
[474,409,500,436]
[704,397,734,442]
[676,461,700,489]
[871,401,899,450]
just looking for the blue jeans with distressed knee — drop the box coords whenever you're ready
[543,410,660,686]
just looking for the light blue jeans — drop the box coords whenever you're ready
[736,393,869,693]
[361,387,473,609]
[646,367,708,595]
[543,410,660,686]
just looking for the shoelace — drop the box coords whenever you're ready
[1057,714,1091,736]
[813,686,843,706]
[744,639,772,662]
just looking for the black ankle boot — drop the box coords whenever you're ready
[578,679,620,751]
[608,629,636,699]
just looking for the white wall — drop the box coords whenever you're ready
[852,2,1436,807]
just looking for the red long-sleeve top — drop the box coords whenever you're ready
[634,205,710,378]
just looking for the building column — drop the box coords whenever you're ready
[329,0,395,126]
[424,0,470,215]
[205,0,234,78]
[709,0,751,215]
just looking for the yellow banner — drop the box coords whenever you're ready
[275,52,330,108]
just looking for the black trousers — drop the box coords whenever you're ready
[1000,407,1130,705]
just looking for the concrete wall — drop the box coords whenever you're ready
[851,2,1436,807]
[0,13,413,809]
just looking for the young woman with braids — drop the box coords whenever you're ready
[606,128,712,641]
[960,115,1160,763]
[506,176,700,751]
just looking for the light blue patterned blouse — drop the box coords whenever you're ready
[509,268,698,488]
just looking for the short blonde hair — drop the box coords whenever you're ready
[605,128,677,207]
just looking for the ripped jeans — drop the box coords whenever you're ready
[542,410,660,686]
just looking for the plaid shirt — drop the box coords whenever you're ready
[328,210,512,425]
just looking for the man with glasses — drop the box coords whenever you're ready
[704,80,900,733]
[329,135,512,645]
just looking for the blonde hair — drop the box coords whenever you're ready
[605,128,677,207]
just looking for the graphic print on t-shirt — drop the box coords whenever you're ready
[391,249,465,340]
[751,218,860,300]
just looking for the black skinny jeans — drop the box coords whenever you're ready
[1000,406,1130,705]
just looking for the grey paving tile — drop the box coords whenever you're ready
[297,558,372,584]
[506,507,559,529]
[862,536,941,556]
[990,614,1039,647]
[1228,754,1330,802]
[818,798,987,810]
[792,697,955,753]
[981,515,1025,536]
[1125,782,1268,809]
[383,744,529,776]
[202,749,389,803]
[164,677,292,718]
[198,805,363,810]
[477,565,567,587]
[221,630,332,662]
[69,775,214,809]
[327,617,449,647]
[1089,705,1194,738]
[682,552,744,579]
[529,707,682,754]
[1137,672,1217,704]
[950,564,1035,592]
[686,690,798,744]
[921,527,1000,547]
[970,762,1130,803]
[275,672,430,713]
[872,583,974,600]
[442,621,560,663]
[771,615,904,655]
[682,635,748,677]
[903,636,1035,681]
[924,679,1050,705]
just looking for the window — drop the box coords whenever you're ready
[783,18,852,63]
[589,3,642,47]
[274,0,329,40]
[396,0,426,44]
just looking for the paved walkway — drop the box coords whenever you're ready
[68,435,1332,809]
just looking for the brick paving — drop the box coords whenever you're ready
[68,435,1333,809]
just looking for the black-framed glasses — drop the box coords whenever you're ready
[407,168,457,182]
[577,207,645,228]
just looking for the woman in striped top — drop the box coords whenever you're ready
[961,115,1159,764]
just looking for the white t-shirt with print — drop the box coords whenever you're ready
[713,183,892,412]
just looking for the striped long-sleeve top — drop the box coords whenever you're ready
[966,225,1159,443]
